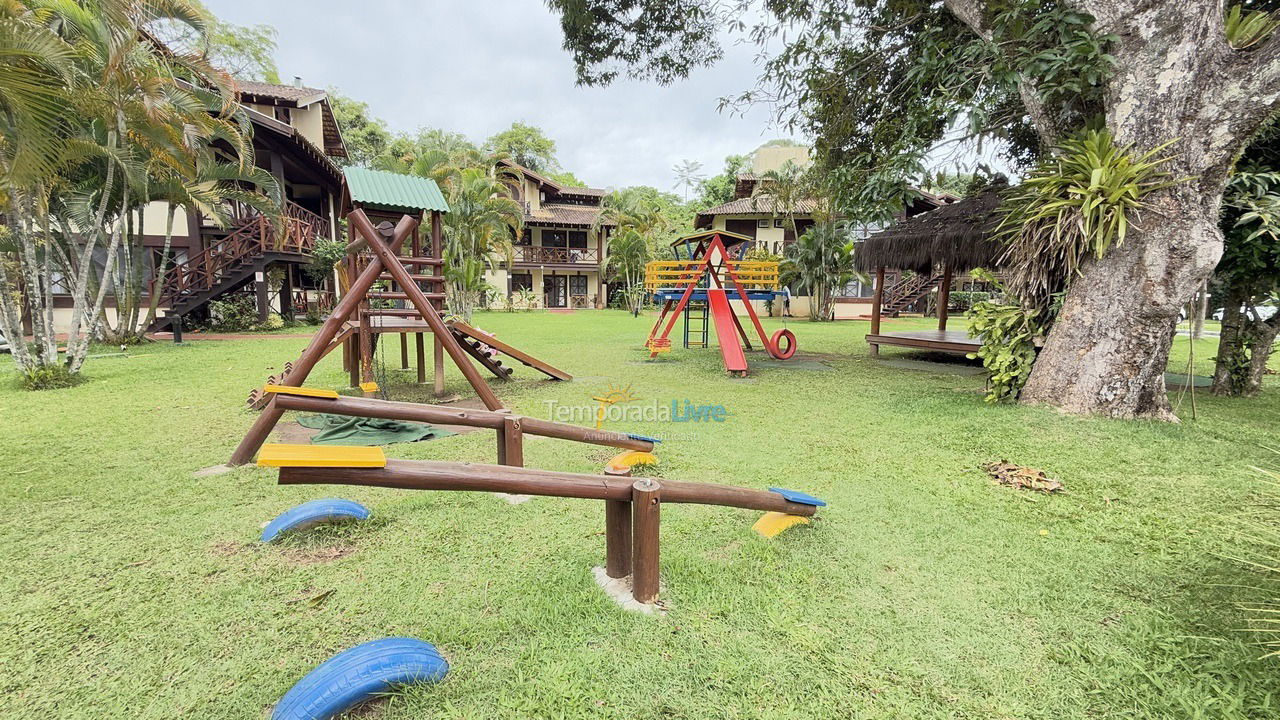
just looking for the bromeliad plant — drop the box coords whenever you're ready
[997,129,1179,316]
[1225,5,1280,51]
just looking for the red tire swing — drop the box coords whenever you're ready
[769,328,797,360]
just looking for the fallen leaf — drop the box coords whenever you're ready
[983,460,1064,494]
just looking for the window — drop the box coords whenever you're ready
[568,230,588,249]
[839,278,876,298]
[514,228,532,246]
[774,219,784,228]
[510,273,533,292]
[757,219,769,228]
[542,229,568,248]
[569,275,588,295]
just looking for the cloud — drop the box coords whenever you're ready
[204,0,798,189]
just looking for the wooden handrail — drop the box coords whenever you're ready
[158,200,326,306]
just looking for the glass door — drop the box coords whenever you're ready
[543,275,567,308]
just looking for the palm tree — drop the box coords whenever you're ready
[781,221,858,321]
[605,227,650,315]
[672,159,704,202]
[437,166,523,321]
[596,188,666,314]
[0,0,231,378]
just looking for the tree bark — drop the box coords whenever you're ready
[1016,0,1280,419]
[1244,322,1280,396]
[1211,293,1245,395]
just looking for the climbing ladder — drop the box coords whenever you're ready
[683,300,708,348]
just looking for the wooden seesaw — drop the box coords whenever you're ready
[254,386,824,605]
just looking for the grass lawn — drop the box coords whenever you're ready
[3,310,1279,718]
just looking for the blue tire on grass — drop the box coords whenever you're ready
[271,637,449,720]
[261,499,370,543]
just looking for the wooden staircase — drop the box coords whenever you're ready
[152,202,326,330]
[881,272,945,317]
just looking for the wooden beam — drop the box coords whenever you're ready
[870,266,885,356]
[605,499,631,579]
[937,264,953,332]
[497,415,524,467]
[415,333,426,384]
[349,210,504,411]
[433,335,445,396]
[271,393,657,452]
[276,458,817,516]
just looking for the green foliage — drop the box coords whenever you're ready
[304,238,347,283]
[781,222,856,321]
[967,271,1044,403]
[547,1,1118,224]
[256,313,284,331]
[947,290,996,312]
[206,294,259,332]
[483,122,559,172]
[999,129,1178,314]
[546,170,588,187]
[327,91,392,168]
[695,154,749,209]
[15,362,81,391]
[1225,5,1280,50]
[439,167,523,321]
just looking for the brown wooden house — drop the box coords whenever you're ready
[38,79,348,335]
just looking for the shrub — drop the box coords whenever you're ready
[207,294,259,332]
[305,238,347,283]
[255,313,285,331]
[16,364,82,391]
[998,129,1178,315]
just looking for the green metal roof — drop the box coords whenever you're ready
[344,167,449,213]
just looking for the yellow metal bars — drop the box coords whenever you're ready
[643,260,780,291]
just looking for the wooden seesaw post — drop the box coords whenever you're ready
[631,478,661,603]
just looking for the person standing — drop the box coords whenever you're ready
[782,285,792,318]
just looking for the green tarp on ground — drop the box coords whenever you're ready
[297,413,455,446]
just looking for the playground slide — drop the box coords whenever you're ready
[706,289,748,373]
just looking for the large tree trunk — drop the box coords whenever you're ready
[1020,186,1223,419]
[1243,322,1280,395]
[1008,0,1280,419]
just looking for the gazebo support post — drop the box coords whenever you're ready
[870,266,885,356]
[937,263,953,332]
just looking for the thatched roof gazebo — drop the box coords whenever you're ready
[857,181,1007,356]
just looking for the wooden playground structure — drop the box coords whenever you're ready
[644,230,796,376]
[230,210,824,605]
[232,209,568,463]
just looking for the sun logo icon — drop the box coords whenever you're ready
[591,383,640,428]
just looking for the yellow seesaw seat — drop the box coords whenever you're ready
[607,451,658,472]
[263,384,340,399]
[257,444,387,468]
[752,512,810,538]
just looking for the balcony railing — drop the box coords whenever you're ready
[513,246,600,264]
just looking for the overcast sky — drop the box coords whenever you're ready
[202,0,802,191]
